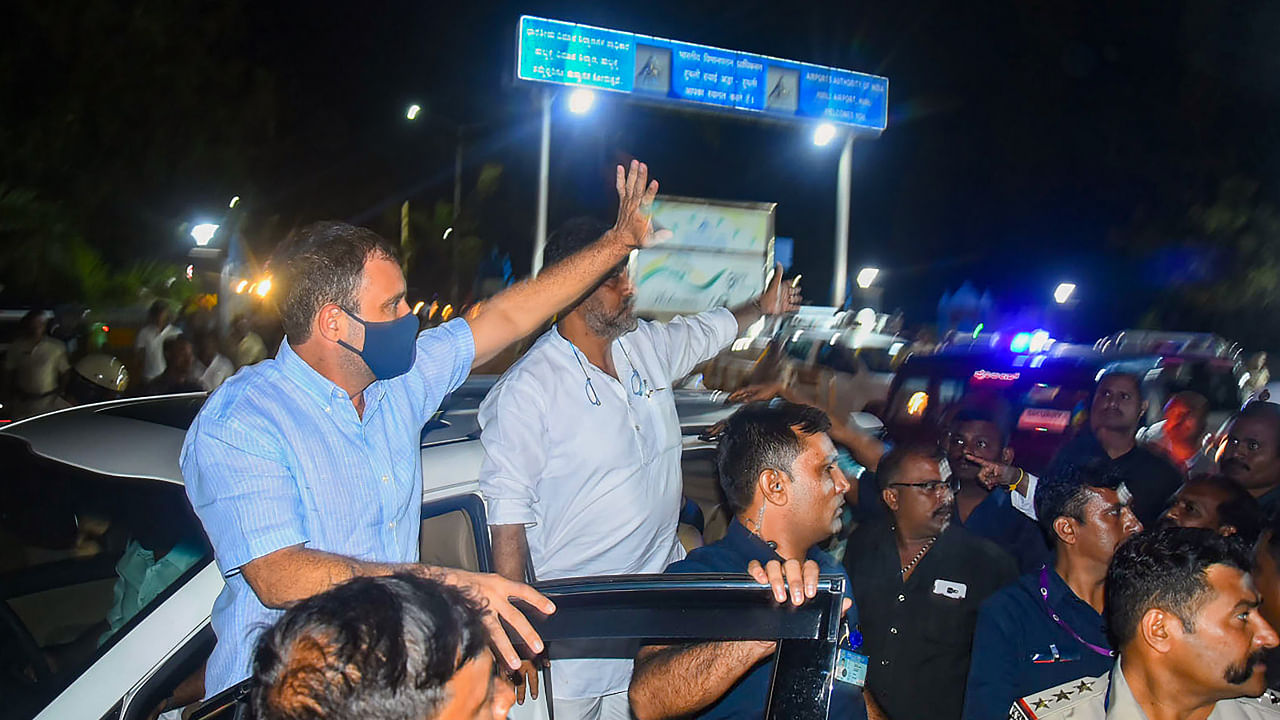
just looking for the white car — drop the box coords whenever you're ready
[1,387,737,720]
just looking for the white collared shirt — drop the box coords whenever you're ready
[478,308,737,699]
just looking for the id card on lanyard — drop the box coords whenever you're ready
[834,617,869,687]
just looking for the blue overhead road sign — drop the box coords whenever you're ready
[517,15,889,133]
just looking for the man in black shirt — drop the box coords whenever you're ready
[1219,402,1280,513]
[1046,371,1180,527]
[844,445,1017,720]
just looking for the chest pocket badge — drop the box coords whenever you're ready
[933,579,967,599]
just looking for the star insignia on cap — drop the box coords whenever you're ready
[1054,690,1072,703]
[1075,680,1094,694]
[1033,698,1049,711]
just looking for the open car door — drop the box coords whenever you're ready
[191,573,846,720]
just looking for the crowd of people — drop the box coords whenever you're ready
[166,159,1280,720]
[0,301,274,421]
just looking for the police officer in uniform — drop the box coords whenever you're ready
[1013,528,1280,720]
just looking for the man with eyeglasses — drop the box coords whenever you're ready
[478,217,799,720]
[843,444,1018,720]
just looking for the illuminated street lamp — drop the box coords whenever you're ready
[813,122,837,147]
[856,267,880,289]
[1054,282,1076,304]
[567,88,595,114]
[190,223,219,247]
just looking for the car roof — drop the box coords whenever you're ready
[0,393,205,485]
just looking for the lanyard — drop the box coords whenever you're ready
[1038,566,1114,659]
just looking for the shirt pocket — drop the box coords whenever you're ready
[921,590,975,649]
[640,389,681,462]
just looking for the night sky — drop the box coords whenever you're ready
[14,1,1280,341]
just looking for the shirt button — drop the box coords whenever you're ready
[388,521,396,529]
[382,475,389,483]
[890,627,898,634]
[634,424,641,432]
[897,594,905,602]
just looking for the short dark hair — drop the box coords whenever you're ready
[271,221,400,343]
[949,402,1013,446]
[19,309,43,332]
[252,573,488,720]
[1106,527,1252,649]
[877,444,943,490]
[716,401,832,515]
[148,299,170,322]
[543,216,613,268]
[1096,370,1142,396]
[1185,474,1263,545]
[1035,459,1124,546]
[1232,401,1280,455]
[162,334,190,360]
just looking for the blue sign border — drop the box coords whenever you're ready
[517,15,888,133]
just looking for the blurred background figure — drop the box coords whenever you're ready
[1247,352,1271,397]
[3,310,71,420]
[1139,391,1214,476]
[191,332,234,392]
[140,336,203,395]
[229,314,267,368]
[134,300,180,383]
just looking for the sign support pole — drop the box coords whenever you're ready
[533,89,552,276]
[832,132,854,308]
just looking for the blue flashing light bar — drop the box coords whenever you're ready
[1010,332,1033,354]
[516,16,889,132]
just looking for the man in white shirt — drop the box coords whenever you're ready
[135,300,181,382]
[479,217,798,720]
[192,332,235,391]
[3,310,71,419]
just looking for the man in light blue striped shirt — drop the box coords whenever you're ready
[182,161,665,697]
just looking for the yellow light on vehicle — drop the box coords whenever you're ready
[428,300,439,319]
[412,300,425,315]
[255,277,272,297]
[441,304,454,321]
[235,279,249,294]
[906,391,929,417]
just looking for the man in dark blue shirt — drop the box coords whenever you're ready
[962,460,1143,719]
[630,401,867,720]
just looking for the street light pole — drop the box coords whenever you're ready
[832,132,855,308]
[452,127,463,300]
[533,89,553,276]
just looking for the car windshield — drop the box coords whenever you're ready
[0,435,212,720]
